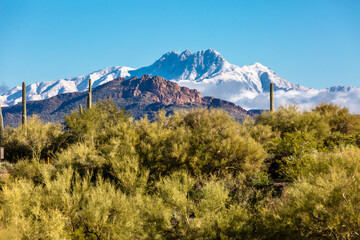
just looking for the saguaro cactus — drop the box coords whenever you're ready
[79,104,84,115]
[87,78,92,109]
[270,83,274,112]
[0,101,4,146]
[22,82,27,124]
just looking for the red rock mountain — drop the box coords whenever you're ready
[2,75,251,127]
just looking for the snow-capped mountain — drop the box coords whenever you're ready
[128,49,312,103]
[0,49,306,107]
[1,66,133,106]
[1,49,359,113]
[130,49,308,93]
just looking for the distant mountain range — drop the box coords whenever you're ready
[1,49,359,113]
[2,75,251,127]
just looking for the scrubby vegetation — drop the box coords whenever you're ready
[0,101,360,239]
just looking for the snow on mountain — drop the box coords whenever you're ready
[1,66,133,106]
[130,49,308,93]
[128,49,360,113]
[1,49,359,114]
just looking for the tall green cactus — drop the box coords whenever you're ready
[0,100,4,146]
[22,81,27,124]
[270,83,274,112]
[87,77,92,109]
[79,104,84,116]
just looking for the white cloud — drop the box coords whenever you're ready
[234,88,360,114]
[176,80,360,114]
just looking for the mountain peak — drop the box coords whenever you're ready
[160,50,179,59]
[205,48,221,55]
[181,49,192,56]
[160,49,224,61]
[196,49,224,60]
[130,49,227,81]
[252,62,266,67]
[244,62,271,71]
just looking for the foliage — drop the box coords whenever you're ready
[137,109,265,178]
[313,103,360,135]
[259,147,360,239]
[3,116,62,162]
[257,103,360,181]
[0,101,359,239]
[64,100,131,144]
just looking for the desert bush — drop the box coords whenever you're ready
[148,172,259,239]
[105,152,149,195]
[63,100,147,194]
[6,158,57,185]
[156,171,195,210]
[322,132,360,151]
[268,130,318,180]
[54,143,147,197]
[54,143,105,169]
[137,109,265,178]
[3,116,62,162]
[312,103,360,135]
[65,100,131,145]
[241,117,278,145]
[257,105,331,139]
[259,147,360,239]
[256,104,360,180]
[0,170,70,239]
[0,167,146,240]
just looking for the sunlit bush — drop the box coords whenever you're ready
[313,103,360,135]
[3,116,62,162]
[259,147,360,239]
[137,109,266,178]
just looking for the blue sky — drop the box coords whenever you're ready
[0,0,359,90]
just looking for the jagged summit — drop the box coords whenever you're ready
[129,49,227,82]
[130,49,307,94]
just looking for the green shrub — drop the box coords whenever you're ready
[257,104,360,181]
[54,143,105,169]
[241,117,278,145]
[268,131,318,181]
[257,105,331,139]
[3,116,62,162]
[322,132,360,151]
[259,147,360,239]
[0,167,145,240]
[65,100,131,145]
[313,103,360,135]
[137,109,265,177]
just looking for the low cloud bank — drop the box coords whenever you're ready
[176,80,360,114]
[233,88,360,114]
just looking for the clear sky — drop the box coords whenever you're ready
[0,0,359,91]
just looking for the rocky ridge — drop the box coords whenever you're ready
[2,75,250,127]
